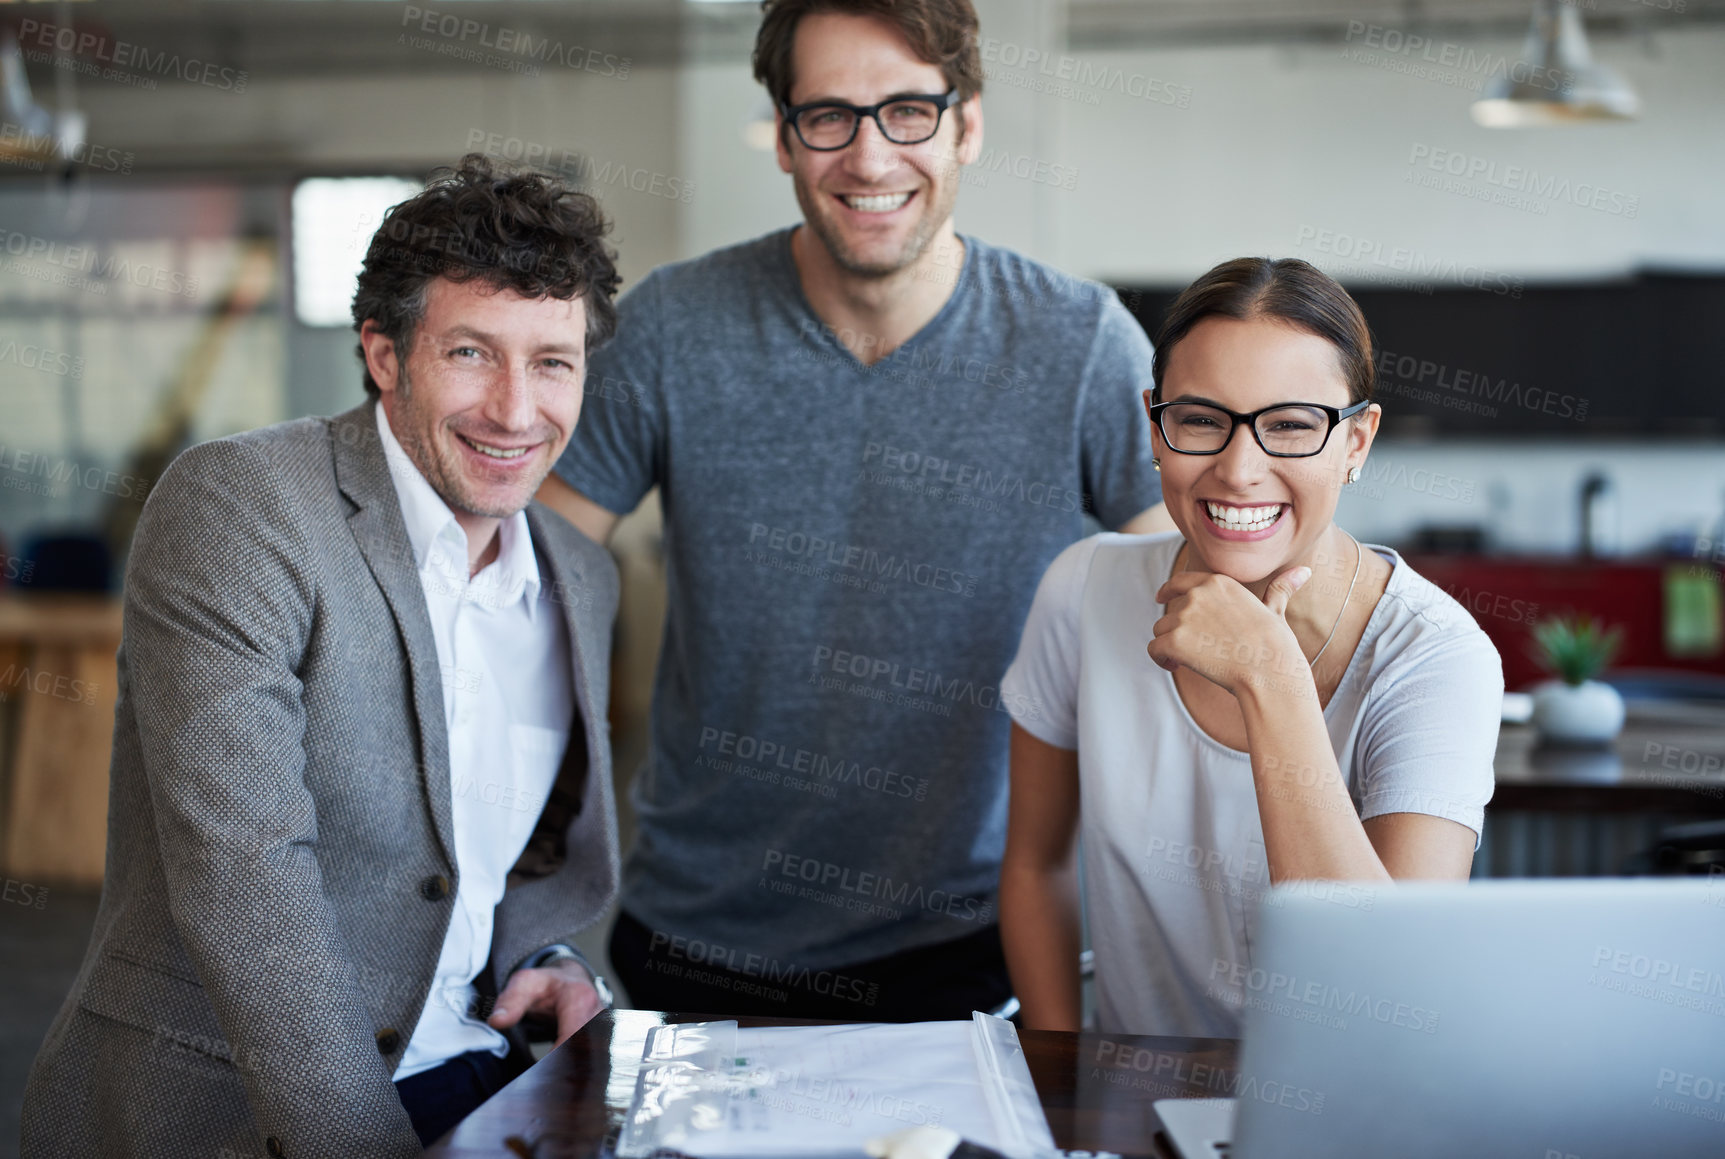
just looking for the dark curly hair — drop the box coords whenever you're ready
[351,153,622,397]
[1151,257,1376,407]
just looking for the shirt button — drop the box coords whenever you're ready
[375,1027,402,1054]
[420,874,451,901]
[266,1138,286,1159]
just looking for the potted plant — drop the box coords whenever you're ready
[1528,615,1625,745]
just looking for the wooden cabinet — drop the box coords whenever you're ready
[0,597,122,886]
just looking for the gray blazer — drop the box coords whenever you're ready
[22,402,621,1159]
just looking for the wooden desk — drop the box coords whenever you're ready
[1493,702,1725,813]
[0,595,123,884]
[424,1010,1239,1158]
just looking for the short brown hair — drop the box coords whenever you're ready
[752,0,984,113]
[351,153,621,397]
[1152,257,1376,406]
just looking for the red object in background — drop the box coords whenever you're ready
[1403,555,1725,692]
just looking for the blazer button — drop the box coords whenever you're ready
[376,1027,402,1054]
[420,874,450,901]
[266,1137,285,1159]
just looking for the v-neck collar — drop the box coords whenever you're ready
[780,225,976,373]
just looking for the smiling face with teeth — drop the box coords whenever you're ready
[1149,315,1380,591]
[362,276,586,563]
[775,11,981,279]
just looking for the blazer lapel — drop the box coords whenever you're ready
[331,403,458,871]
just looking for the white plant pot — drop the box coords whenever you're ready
[1531,679,1625,745]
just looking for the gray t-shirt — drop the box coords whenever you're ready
[556,227,1161,968]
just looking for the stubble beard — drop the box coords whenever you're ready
[388,366,537,521]
[795,170,959,280]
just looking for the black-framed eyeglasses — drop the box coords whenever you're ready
[1147,399,1372,458]
[781,89,961,151]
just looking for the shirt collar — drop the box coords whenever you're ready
[374,403,543,616]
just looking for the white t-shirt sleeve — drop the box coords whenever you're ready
[1001,536,1104,751]
[1352,624,1502,839]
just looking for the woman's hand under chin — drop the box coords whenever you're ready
[1148,564,1313,697]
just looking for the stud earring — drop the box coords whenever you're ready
[1346,466,1361,484]
[1152,458,1161,471]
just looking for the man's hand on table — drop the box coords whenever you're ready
[488,958,606,1045]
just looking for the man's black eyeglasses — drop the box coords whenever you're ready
[780,89,962,151]
[1147,399,1372,458]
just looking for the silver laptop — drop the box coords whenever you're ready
[1155,878,1725,1159]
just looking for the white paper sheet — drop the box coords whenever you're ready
[618,1018,1051,1159]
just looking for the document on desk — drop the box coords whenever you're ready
[616,1012,1056,1159]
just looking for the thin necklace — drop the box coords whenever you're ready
[1173,531,1362,669]
[1307,531,1362,669]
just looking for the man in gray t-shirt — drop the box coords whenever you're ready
[539,0,1166,1020]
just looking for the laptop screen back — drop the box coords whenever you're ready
[1227,878,1725,1159]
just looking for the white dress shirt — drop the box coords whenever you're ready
[375,405,574,1079]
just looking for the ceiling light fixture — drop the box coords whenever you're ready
[1471,0,1639,127]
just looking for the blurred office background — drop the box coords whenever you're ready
[1,0,1723,1151]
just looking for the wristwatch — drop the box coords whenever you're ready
[523,943,615,1008]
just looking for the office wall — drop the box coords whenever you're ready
[77,66,685,289]
[1051,26,1725,282]
[678,20,1725,280]
[1337,440,1725,556]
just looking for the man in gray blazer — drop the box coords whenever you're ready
[23,156,623,1158]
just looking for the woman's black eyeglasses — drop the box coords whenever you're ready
[780,89,962,151]
[1147,399,1372,458]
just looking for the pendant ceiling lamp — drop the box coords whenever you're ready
[1471,0,1640,127]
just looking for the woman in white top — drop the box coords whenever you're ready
[998,257,1501,1036]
